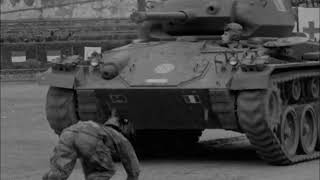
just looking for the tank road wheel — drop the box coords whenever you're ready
[280,107,299,157]
[291,80,301,101]
[46,87,78,135]
[307,78,319,98]
[299,105,317,154]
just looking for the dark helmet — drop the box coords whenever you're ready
[224,23,243,41]
[103,109,133,138]
[224,23,243,33]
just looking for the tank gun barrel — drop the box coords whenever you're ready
[130,11,194,23]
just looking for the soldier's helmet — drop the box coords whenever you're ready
[223,23,243,41]
[224,23,243,33]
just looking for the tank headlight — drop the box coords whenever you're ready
[229,57,238,66]
[90,60,99,67]
[90,57,100,67]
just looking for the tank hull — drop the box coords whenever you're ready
[43,44,320,164]
[76,88,234,130]
[40,28,320,164]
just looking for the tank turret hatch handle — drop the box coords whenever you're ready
[130,10,196,23]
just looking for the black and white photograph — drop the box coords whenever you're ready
[1,0,319,179]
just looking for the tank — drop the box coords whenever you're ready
[39,0,320,164]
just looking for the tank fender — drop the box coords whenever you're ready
[38,67,86,89]
[230,62,320,90]
[229,69,272,90]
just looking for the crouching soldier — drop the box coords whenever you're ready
[42,110,140,180]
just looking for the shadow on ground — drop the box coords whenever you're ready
[137,136,260,163]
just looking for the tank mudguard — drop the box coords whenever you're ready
[229,62,320,90]
[38,67,85,89]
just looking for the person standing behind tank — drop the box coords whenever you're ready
[42,109,140,180]
[221,22,244,48]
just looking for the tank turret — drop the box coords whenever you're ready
[132,0,296,39]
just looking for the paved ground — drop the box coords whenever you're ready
[1,82,319,180]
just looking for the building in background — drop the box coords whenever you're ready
[0,0,140,69]
[0,0,319,69]
[1,0,137,20]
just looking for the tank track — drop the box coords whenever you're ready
[46,87,78,135]
[237,70,320,165]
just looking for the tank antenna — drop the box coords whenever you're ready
[135,0,150,41]
[230,0,238,23]
[137,0,146,11]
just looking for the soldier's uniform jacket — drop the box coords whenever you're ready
[44,121,140,180]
